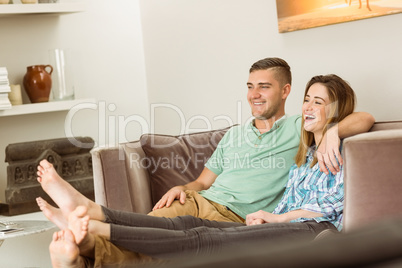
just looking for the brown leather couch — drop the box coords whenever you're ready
[91,121,402,232]
[91,120,402,266]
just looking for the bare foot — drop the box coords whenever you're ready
[68,206,96,258]
[68,206,89,245]
[37,159,104,221]
[36,197,67,230]
[49,229,85,268]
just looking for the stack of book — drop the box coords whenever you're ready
[0,67,12,110]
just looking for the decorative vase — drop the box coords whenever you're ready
[23,65,53,103]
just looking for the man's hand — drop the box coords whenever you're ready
[152,186,186,211]
[317,111,375,175]
[317,125,343,175]
[152,168,218,211]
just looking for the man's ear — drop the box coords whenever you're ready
[282,84,291,100]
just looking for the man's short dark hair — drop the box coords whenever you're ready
[249,57,292,87]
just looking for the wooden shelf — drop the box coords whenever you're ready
[0,2,86,16]
[0,98,95,117]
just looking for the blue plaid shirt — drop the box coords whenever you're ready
[272,147,344,231]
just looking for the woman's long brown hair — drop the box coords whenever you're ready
[295,74,356,167]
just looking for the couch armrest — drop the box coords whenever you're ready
[121,141,153,214]
[91,146,133,211]
[343,129,402,231]
[91,142,152,214]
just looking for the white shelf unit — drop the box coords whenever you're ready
[0,98,95,117]
[0,2,86,16]
[0,2,90,116]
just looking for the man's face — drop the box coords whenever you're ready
[247,69,285,121]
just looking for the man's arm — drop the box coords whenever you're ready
[318,112,375,175]
[337,112,375,138]
[152,167,218,211]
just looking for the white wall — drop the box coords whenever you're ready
[0,1,147,266]
[0,0,148,199]
[140,0,402,135]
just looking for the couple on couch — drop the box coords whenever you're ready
[36,57,374,267]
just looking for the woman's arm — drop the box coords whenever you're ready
[246,209,323,225]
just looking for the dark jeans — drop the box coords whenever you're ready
[102,206,336,259]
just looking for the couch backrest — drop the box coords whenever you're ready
[140,126,233,205]
[369,120,402,132]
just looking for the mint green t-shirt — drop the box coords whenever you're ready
[200,114,302,219]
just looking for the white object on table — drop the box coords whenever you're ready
[0,220,56,246]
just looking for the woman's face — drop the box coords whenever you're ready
[302,83,331,140]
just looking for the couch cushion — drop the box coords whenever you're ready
[140,126,233,205]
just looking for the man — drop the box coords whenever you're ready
[149,57,374,223]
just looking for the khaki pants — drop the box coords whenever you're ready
[148,190,245,223]
[92,235,167,267]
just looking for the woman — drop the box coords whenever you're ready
[39,74,356,267]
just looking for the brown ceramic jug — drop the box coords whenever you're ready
[23,65,53,103]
